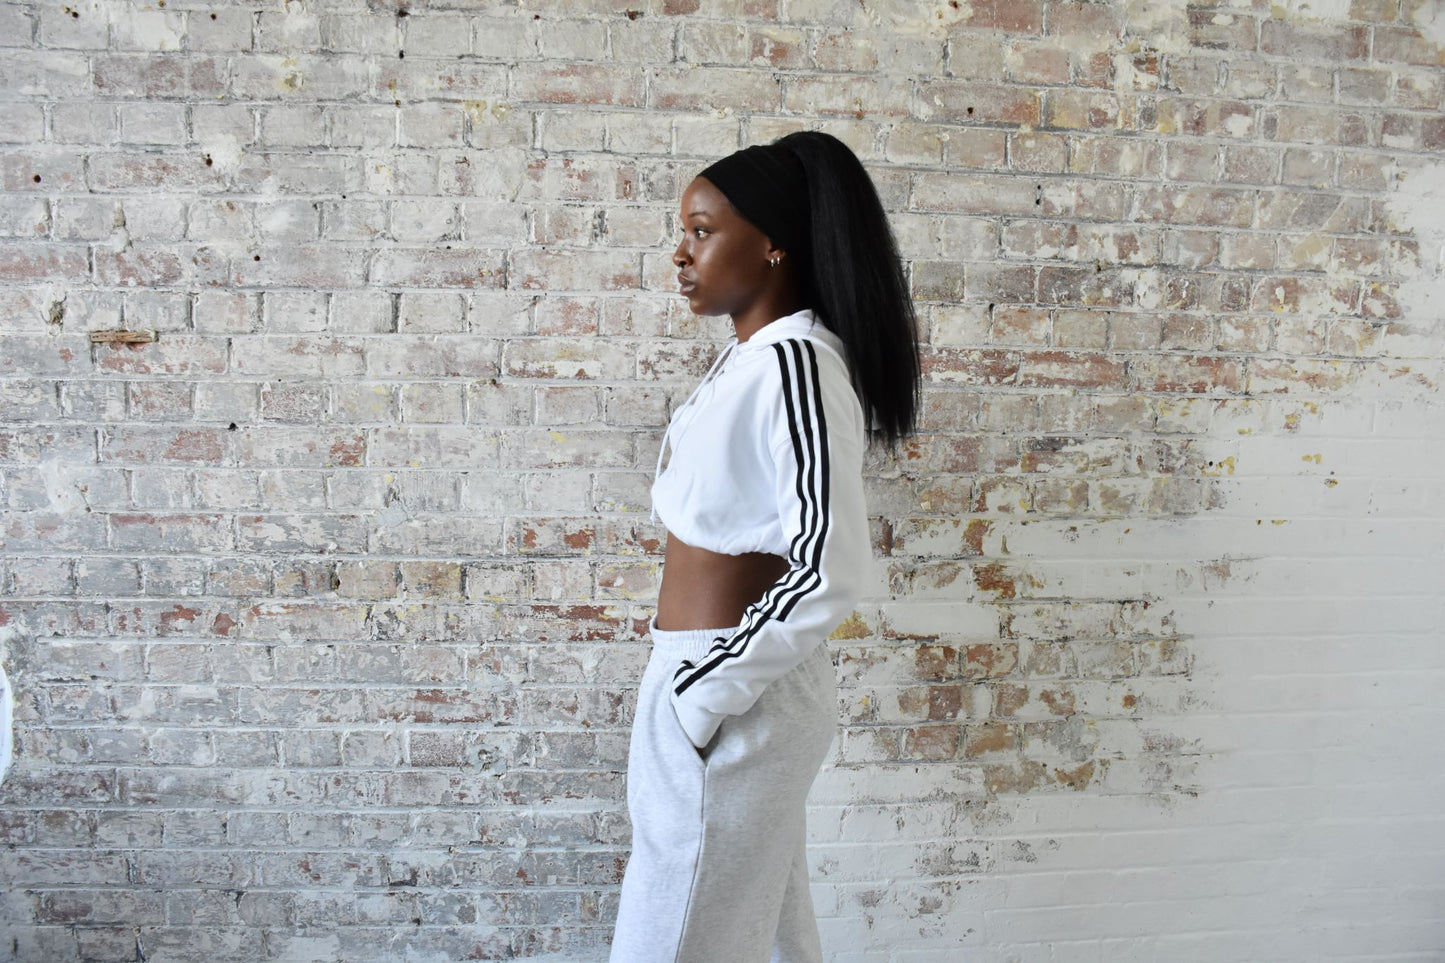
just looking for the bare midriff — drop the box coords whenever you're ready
[655,530,789,632]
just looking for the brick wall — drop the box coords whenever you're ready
[2,0,1444,960]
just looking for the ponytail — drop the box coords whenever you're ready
[775,130,922,450]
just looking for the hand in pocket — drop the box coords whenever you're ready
[694,718,723,765]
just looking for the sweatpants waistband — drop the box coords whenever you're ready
[647,614,740,663]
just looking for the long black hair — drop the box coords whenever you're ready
[774,130,921,451]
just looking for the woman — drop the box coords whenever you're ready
[610,131,922,963]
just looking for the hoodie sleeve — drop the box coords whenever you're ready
[669,337,871,750]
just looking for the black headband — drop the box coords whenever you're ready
[696,142,811,264]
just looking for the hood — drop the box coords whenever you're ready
[737,308,848,369]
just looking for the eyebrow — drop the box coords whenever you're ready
[686,210,712,217]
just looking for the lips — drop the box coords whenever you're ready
[677,273,696,293]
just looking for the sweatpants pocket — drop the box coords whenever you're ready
[667,694,708,770]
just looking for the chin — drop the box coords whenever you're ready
[687,298,730,318]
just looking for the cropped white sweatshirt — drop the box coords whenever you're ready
[650,308,871,750]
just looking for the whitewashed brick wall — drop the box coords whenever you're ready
[1,0,1443,960]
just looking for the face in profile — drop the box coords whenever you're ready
[672,176,776,318]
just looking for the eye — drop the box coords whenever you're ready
[689,227,708,238]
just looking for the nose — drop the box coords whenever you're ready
[672,235,689,267]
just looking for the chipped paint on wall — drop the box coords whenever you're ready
[1383,161,1445,328]
[852,0,974,36]
[1409,0,1445,47]
[1118,0,1192,55]
[1269,0,1355,20]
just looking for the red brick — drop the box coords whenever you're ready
[511,63,644,107]
[918,81,1042,126]
[1017,350,1127,389]
[957,0,1044,33]
[902,724,960,760]
[1261,21,1369,62]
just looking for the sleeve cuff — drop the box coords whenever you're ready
[669,686,726,750]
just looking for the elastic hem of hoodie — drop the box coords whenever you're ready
[647,614,739,663]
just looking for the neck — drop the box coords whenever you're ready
[731,295,807,343]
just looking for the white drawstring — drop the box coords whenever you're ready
[650,336,738,524]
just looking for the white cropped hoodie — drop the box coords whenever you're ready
[650,308,871,750]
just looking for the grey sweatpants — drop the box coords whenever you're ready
[610,616,838,963]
